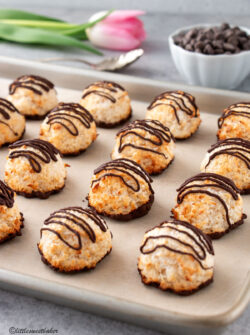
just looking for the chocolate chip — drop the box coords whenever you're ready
[205,31,214,40]
[203,44,214,54]
[182,37,190,46]
[224,30,234,39]
[223,42,236,52]
[238,37,248,45]
[214,32,224,40]
[197,34,206,41]
[232,26,240,33]
[243,41,250,50]
[214,48,224,54]
[185,29,198,40]
[227,36,239,46]
[195,41,204,49]
[190,39,196,46]
[221,23,230,30]
[237,30,248,37]
[173,36,182,44]
[212,40,223,49]
[203,39,211,45]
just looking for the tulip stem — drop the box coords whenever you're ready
[0,19,77,30]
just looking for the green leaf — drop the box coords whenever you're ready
[0,22,102,54]
[0,9,64,22]
[65,30,88,40]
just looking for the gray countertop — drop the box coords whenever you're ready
[0,1,249,334]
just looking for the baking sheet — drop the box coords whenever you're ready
[0,57,249,334]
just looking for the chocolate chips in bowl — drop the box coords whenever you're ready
[168,23,250,89]
[173,23,250,55]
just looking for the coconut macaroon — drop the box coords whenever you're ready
[146,90,201,139]
[88,158,154,221]
[0,98,25,147]
[200,138,250,194]
[4,139,67,199]
[217,102,250,141]
[7,74,58,119]
[138,219,214,295]
[111,119,175,175]
[0,180,24,243]
[38,207,112,272]
[40,102,97,155]
[79,81,132,128]
[172,173,246,239]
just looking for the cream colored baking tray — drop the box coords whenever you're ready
[0,56,249,335]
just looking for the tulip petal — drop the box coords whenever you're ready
[87,24,141,50]
[110,18,146,41]
[105,10,146,21]
[89,10,145,23]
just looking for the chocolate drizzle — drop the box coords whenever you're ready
[147,90,198,124]
[9,139,61,173]
[205,138,250,169]
[82,81,125,103]
[47,102,94,136]
[40,207,108,250]
[0,98,21,136]
[140,219,214,270]
[0,180,14,208]
[116,119,174,158]
[92,158,154,193]
[218,102,250,128]
[9,75,54,96]
[176,173,240,228]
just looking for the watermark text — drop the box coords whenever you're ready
[9,327,58,334]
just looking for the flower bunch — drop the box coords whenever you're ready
[0,9,146,54]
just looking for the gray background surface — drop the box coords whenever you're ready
[0,1,249,334]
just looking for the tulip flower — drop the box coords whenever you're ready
[87,10,146,51]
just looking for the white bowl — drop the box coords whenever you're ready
[168,24,250,89]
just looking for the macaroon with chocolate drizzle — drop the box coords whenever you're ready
[217,102,250,141]
[0,98,25,147]
[111,119,175,175]
[146,90,201,139]
[4,139,67,199]
[138,219,214,295]
[38,207,112,272]
[80,81,132,128]
[7,74,58,119]
[201,138,250,194]
[40,102,97,156]
[172,173,246,238]
[88,158,154,221]
[0,180,24,243]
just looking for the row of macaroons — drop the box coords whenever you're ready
[2,108,249,205]
[3,129,249,224]
[0,177,214,295]
[2,75,250,148]
[0,82,250,181]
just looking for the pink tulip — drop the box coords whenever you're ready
[87,10,146,51]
